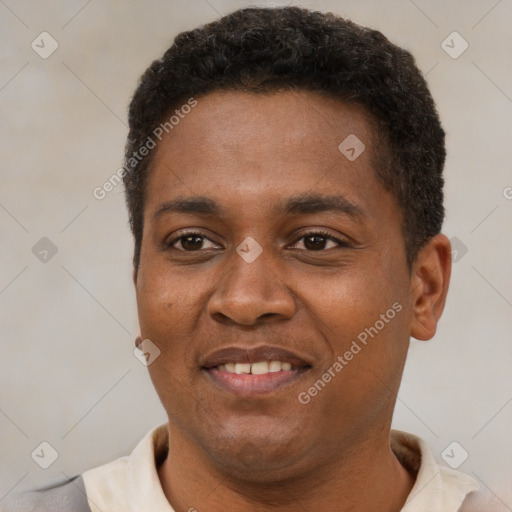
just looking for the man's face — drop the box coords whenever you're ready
[135,90,414,478]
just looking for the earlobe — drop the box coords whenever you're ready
[410,234,452,341]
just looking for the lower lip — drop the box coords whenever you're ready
[204,367,308,396]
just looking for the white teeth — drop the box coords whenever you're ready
[219,361,294,374]
[234,363,251,374]
[251,361,269,374]
[268,360,282,372]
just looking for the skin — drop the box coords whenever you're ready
[134,89,452,511]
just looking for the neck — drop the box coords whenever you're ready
[157,424,415,512]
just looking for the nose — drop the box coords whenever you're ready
[207,250,296,326]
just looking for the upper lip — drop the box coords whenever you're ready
[201,345,311,369]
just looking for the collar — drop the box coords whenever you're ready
[391,430,479,511]
[82,424,480,512]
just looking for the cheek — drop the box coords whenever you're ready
[136,260,191,339]
[136,263,201,408]
[295,259,409,394]
[135,256,215,383]
[296,259,400,335]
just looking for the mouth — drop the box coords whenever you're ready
[201,345,312,396]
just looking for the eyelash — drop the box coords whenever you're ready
[166,229,349,251]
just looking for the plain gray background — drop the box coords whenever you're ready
[1,0,511,506]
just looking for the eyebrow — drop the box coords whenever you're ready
[152,193,365,220]
[153,196,223,219]
[281,194,364,218]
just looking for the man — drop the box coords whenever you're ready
[2,5,501,512]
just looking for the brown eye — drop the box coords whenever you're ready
[179,235,204,251]
[290,232,344,251]
[168,231,220,252]
[303,235,330,251]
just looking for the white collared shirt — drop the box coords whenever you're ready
[81,424,493,511]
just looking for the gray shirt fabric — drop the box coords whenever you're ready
[0,475,91,512]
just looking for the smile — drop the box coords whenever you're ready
[204,365,309,395]
[217,361,293,374]
[201,345,312,396]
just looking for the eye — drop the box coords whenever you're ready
[290,231,348,251]
[167,231,220,251]
[166,229,349,252]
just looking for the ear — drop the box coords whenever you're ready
[410,234,452,341]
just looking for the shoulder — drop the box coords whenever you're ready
[459,486,511,512]
[0,475,91,512]
[1,424,167,512]
[80,423,170,511]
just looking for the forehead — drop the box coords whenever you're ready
[145,89,390,220]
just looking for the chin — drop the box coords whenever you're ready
[198,421,316,483]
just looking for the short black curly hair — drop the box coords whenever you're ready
[123,6,445,270]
